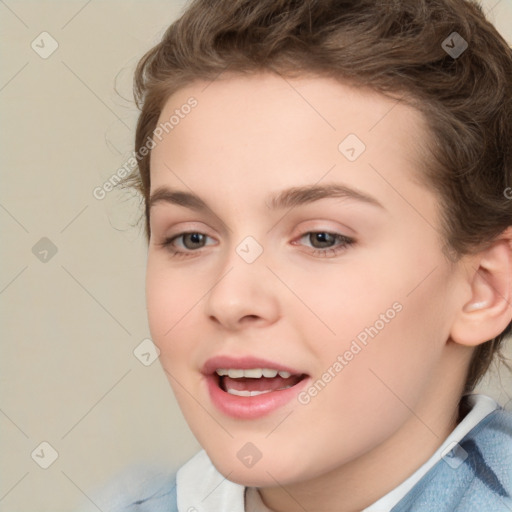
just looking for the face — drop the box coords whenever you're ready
[146,73,468,488]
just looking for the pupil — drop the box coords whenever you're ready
[186,233,204,248]
[313,232,333,248]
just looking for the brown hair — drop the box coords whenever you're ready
[123,0,512,396]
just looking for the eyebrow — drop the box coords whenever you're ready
[148,183,385,214]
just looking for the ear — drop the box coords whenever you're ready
[450,227,512,347]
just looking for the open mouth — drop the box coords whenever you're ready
[214,368,308,397]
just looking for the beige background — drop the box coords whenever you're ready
[1,1,511,510]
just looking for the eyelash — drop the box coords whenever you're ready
[158,231,355,259]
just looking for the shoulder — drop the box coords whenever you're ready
[75,464,178,512]
[460,407,512,494]
[393,406,512,512]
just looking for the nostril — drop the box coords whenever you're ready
[241,315,260,323]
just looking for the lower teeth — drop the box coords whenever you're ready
[226,386,292,397]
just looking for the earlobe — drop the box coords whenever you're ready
[450,232,512,347]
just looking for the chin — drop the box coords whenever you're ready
[213,461,291,487]
[203,443,314,488]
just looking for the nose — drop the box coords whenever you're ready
[203,248,281,331]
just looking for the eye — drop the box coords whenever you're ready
[159,232,215,258]
[294,231,355,257]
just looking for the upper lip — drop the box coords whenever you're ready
[201,355,306,376]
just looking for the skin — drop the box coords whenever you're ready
[145,73,510,512]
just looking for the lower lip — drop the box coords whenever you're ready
[205,374,311,419]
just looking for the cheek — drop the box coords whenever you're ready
[277,258,390,334]
[286,261,405,370]
[300,257,450,415]
[285,305,445,477]
[146,265,173,341]
[145,258,198,360]
[325,276,451,422]
[146,265,203,416]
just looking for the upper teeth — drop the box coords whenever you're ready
[215,368,292,378]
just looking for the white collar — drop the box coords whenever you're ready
[176,394,499,512]
[176,449,245,512]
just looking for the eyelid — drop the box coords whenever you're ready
[290,219,357,239]
[157,221,215,237]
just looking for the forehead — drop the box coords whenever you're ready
[149,72,432,214]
